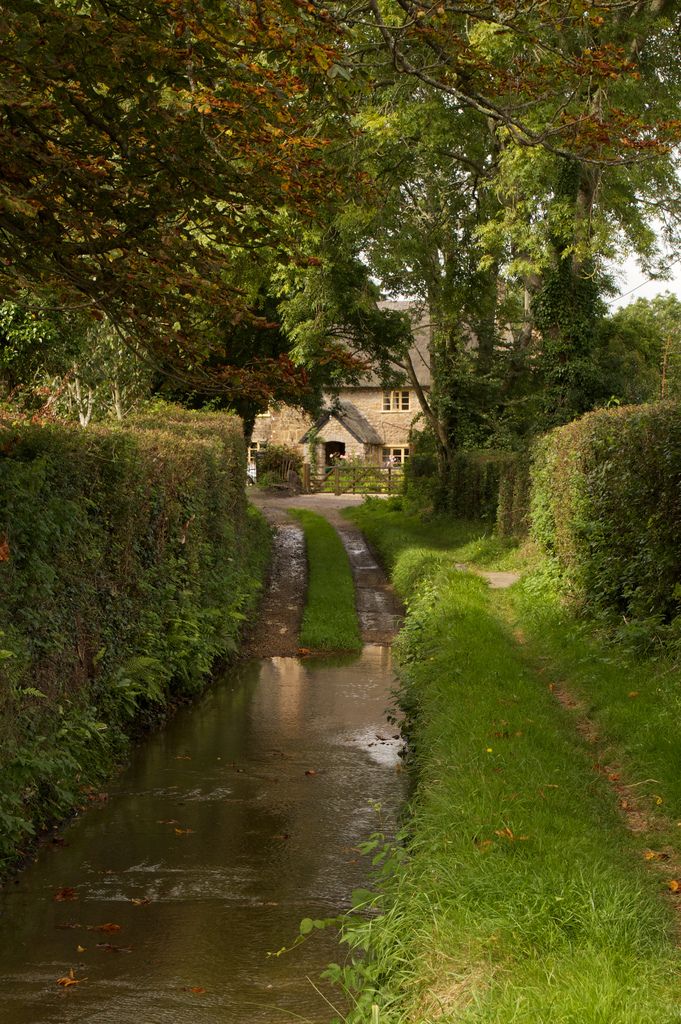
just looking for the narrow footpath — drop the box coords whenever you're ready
[247,492,403,651]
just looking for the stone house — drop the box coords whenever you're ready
[249,301,431,470]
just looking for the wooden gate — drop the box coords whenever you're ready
[307,463,405,495]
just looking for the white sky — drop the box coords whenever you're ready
[608,254,681,309]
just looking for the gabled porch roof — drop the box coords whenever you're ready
[299,400,383,446]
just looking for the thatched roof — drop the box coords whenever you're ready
[352,300,432,388]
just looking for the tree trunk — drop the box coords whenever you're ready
[112,378,124,420]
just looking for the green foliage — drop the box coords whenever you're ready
[0,408,269,872]
[257,443,303,478]
[598,293,681,405]
[288,509,361,652]
[532,402,681,634]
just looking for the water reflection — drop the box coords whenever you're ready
[0,646,405,1023]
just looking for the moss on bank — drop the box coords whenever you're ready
[0,410,270,875]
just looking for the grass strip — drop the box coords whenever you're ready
[336,501,681,1022]
[289,509,361,652]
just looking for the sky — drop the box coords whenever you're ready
[608,254,681,310]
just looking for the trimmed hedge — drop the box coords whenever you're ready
[532,402,681,624]
[439,450,530,537]
[0,409,269,870]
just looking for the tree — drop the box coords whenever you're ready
[1,0,354,397]
[598,292,681,403]
[318,0,681,459]
[0,298,153,422]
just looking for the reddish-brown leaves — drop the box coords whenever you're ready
[56,968,85,987]
[54,887,78,902]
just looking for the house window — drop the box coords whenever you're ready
[248,440,267,461]
[382,446,410,465]
[383,389,411,411]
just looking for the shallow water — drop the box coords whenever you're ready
[0,646,406,1024]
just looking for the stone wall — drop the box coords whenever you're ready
[251,387,425,461]
[250,405,311,450]
[343,388,418,447]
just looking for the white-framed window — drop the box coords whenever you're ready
[382,446,410,465]
[248,440,267,461]
[382,389,411,411]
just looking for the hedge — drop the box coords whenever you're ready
[532,402,681,625]
[0,408,269,871]
[438,450,530,537]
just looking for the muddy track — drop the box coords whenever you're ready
[245,492,403,656]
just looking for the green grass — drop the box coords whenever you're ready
[344,498,526,575]
[333,500,681,1022]
[289,509,361,652]
[501,580,681,850]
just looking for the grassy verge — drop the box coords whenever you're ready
[334,501,681,1021]
[501,580,681,853]
[344,498,525,575]
[288,510,361,652]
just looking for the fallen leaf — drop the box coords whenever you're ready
[87,923,122,933]
[174,827,194,835]
[76,945,86,953]
[297,647,312,655]
[130,897,151,906]
[190,987,206,995]
[644,850,670,862]
[56,968,85,987]
[54,887,78,902]
[655,795,664,805]
[304,769,317,776]
[494,827,528,841]
[608,772,621,782]
[628,691,639,699]
[668,879,680,893]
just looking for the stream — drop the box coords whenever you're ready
[0,645,406,1024]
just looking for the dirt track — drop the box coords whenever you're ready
[244,491,402,656]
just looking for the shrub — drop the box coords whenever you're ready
[257,443,302,478]
[438,449,530,535]
[531,401,681,625]
[0,408,269,870]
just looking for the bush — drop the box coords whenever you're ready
[531,401,681,626]
[0,408,269,870]
[438,449,530,535]
[257,443,302,478]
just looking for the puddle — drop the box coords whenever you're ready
[0,646,406,1023]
